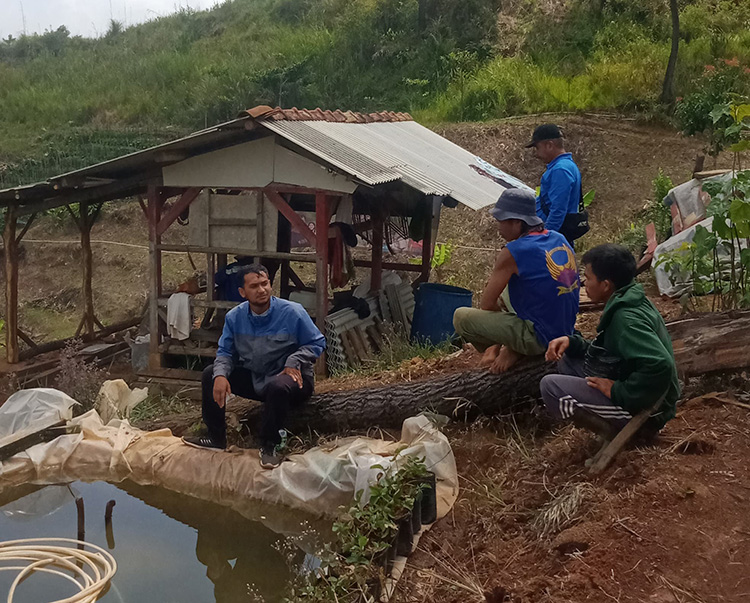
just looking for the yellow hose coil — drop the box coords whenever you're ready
[0,538,117,603]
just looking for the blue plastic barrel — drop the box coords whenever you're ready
[410,283,473,345]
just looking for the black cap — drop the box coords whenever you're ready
[525,123,563,148]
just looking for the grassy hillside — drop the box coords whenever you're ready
[0,0,749,187]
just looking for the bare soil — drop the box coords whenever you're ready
[395,390,750,603]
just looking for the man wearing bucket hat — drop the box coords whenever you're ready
[453,188,580,373]
[527,124,588,246]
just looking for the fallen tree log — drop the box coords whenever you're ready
[667,310,750,377]
[141,310,750,435]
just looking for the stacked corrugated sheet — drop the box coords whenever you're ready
[325,282,415,374]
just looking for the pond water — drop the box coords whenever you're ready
[0,481,319,603]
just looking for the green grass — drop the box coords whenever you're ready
[1,0,749,186]
[129,392,191,423]
[331,327,459,378]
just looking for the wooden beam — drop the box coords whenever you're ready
[64,204,83,231]
[14,172,160,217]
[137,195,148,220]
[315,192,329,335]
[17,317,140,361]
[156,187,201,237]
[157,298,239,309]
[0,419,67,463]
[288,267,313,291]
[588,396,665,476]
[265,190,317,248]
[157,244,316,262]
[147,186,164,370]
[353,259,423,273]
[16,328,37,348]
[15,213,37,245]
[3,205,19,363]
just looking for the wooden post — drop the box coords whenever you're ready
[80,202,95,336]
[314,193,329,331]
[370,212,384,293]
[147,186,164,370]
[419,197,442,283]
[3,205,19,363]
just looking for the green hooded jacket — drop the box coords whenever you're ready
[567,281,679,427]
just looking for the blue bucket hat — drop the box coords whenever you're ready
[489,188,543,227]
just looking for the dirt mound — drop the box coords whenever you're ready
[395,394,750,603]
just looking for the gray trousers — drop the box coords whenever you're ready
[540,355,632,429]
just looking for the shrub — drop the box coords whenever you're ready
[674,59,750,157]
[54,340,106,414]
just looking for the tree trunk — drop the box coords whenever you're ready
[660,0,680,106]
[141,311,750,436]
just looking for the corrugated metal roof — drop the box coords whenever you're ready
[0,104,532,211]
[261,118,532,210]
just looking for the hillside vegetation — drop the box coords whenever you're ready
[1,0,749,187]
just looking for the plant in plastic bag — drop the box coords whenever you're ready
[657,99,750,311]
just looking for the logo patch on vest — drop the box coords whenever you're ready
[545,245,580,296]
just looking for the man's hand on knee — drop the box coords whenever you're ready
[280,367,303,388]
[213,376,231,408]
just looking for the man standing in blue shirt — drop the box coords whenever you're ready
[527,124,583,246]
[183,264,326,469]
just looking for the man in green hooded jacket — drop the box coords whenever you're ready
[541,244,679,438]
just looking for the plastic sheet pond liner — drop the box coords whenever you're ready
[0,387,458,521]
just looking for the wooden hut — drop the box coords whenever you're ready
[0,106,532,376]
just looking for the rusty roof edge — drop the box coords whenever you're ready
[243,105,413,124]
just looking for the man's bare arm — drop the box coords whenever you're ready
[479,248,518,311]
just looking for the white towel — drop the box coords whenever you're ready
[167,292,192,340]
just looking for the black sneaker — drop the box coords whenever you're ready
[259,447,282,469]
[182,435,226,450]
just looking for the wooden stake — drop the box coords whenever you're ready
[3,205,19,363]
[80,202,95,336]
[147,186,164,370]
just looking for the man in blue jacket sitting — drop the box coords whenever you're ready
[527,124,583,247]
[183,264,326,469]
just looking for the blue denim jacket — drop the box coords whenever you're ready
[213,297,326,395]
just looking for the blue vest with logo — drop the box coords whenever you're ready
[505,230,580,346]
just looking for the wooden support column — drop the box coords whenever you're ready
[147,186,164,370]
[67,202,104,337]
[370,212,384,292]
[314,193,329,331]
[80,203,95,336]
[419,197,442,283]
[3,205,19,363]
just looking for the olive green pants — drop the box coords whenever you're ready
[452,289,545,356]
